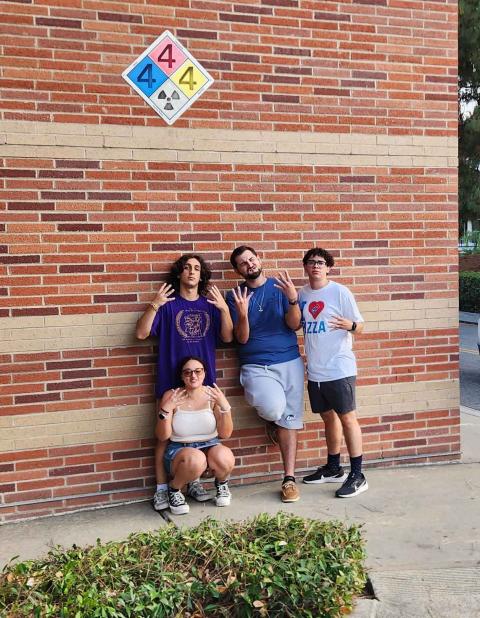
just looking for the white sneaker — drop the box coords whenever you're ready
[168,488,189,515]
[153,488,168,511]
[214,481,231,507]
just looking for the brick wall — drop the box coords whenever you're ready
[0,0,459,521]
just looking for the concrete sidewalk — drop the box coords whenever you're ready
[1,412,479,617]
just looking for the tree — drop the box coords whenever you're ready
[459,0,480,234]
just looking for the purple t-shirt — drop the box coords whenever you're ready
[150,295,221,398]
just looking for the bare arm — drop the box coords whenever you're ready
[155,388,188,441]
[207,384,233,439]
[136,283,175,340]
[274,270,301,330]
[231,285,252,344]
[207,285,234,343]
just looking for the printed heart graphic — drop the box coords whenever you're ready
[308,301,324,319]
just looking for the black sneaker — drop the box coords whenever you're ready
[167,488,189,515]
[335,471,368,498]
[303,465,347,484]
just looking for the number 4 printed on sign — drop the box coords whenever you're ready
[122,30,214,125]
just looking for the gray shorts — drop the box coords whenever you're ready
[307,376,356,415]
[240,356,304,430]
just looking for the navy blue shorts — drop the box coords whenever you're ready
[163,438,220,475]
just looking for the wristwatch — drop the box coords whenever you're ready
[350,321,357,332]
[158,408,170,420]
[288,298,299,305]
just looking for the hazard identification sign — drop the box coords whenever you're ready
[122,30,214,125]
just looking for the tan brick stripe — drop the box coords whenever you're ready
[0,297,458,355]
[0,378,459,452]
[1,121,457,167]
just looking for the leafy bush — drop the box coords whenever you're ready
[460,271,480,312]
[0,513,367,617]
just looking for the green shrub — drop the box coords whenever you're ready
[460,271,480,312]
[0,513,367,617]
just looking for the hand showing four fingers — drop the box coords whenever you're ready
[273,270,298,303]
[153,282,175,308]
[205,383,230,412]
[162,388,188,414]
[231,285,253,318]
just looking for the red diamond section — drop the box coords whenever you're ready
[148,36,187,77]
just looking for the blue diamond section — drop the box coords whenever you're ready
[126,56,168,97]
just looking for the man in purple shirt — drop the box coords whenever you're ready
[136,254,233,510]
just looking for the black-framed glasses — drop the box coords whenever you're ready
[182,368,205,377]
[306,259,327,267]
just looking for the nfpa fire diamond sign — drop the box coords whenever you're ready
[122,31,214,125]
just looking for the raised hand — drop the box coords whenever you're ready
[207,285,228,311]
[205,383,231,411]
[231,285,252,318]
[273,270,298,303]
[162,388,188,413]
[153,282,175,307]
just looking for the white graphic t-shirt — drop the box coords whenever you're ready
[299,281,363,382]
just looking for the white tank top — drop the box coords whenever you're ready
[170,406,218,443]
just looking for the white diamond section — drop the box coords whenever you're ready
[122,30,214,126]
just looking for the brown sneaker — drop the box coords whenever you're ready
[266,421,278,445]
[281,480,300,503]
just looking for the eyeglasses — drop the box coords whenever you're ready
[182,368,205,377]
[306,260,327,267]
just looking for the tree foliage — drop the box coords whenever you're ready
[459,0,480,229]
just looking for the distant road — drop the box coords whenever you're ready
[460,322,480,410]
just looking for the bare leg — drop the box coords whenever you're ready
[339,410,362,457]
[170,448,207,490]
[320,410,343,455]
[154,440,168,484]
[277,427,298,478]
[207,445,235,482]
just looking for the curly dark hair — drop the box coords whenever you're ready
[166,254,212,295]
[302,247,335,268]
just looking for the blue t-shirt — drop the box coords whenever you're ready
[150,295,221,398]
[226,278,300,366]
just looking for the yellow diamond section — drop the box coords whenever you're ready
[170,60,209,98]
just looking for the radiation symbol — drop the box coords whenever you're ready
[150,81,189,120]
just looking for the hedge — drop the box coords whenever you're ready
[460,271,480,312]
[0,513,367,618]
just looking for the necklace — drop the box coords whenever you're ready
[250,284,266,312]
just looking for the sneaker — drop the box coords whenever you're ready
[168,488,190,515]
[266,421,278,445]
[335,471,368,498]
[303,465,347,484]
[187,479,211,502]
[214,481,231,507]
[281,480,300,503]
[153,488,168,511]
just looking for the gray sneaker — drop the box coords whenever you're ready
[153,488,168,511]
[187,479,211,502]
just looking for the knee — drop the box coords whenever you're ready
[339,411,358,429]
[208,446,235,472]
[256,404,284,423]
[177,449,207,475]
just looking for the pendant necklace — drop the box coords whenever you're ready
[251,284,266,312]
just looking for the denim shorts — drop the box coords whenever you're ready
[163,438,220,475]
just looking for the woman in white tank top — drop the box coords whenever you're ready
[156,356,235,515]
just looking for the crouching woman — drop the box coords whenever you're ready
[156,356,235,515]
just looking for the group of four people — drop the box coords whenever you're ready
[136,246,367,515]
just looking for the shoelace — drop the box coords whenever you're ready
[216,483,230,497]
[169,491,185,506]
[189,481,206,496]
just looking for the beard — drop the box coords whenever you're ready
[245,268,262,281]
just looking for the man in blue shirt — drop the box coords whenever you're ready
[227,246,304,502]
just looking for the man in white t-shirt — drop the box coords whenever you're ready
[298,247,368,498]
